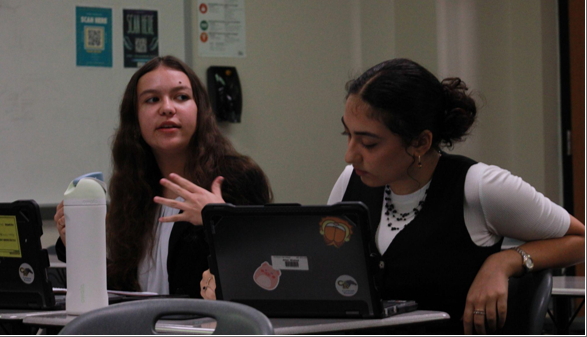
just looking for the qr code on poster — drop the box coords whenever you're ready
[135,38,147,53]
[84,26,105,51]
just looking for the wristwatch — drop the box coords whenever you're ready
[511,247,534,274]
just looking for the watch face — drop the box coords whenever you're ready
[525,259,534,269]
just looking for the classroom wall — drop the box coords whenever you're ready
[189,0,354,205]
[0,0,186,205]
[190,0,562,205]
[1,0,563,214]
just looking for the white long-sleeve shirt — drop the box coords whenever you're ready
[328,163,570,255]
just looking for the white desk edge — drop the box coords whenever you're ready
[20,309,450,335]
[552,276,586,297]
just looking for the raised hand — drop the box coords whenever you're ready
[153,173,225,226]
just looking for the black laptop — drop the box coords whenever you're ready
[0,200,60,309]
[202,202,417,318]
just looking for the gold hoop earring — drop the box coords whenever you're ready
[418,155,422,169]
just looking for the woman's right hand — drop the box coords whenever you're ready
[200,269,217,300]
[54,201,66,246]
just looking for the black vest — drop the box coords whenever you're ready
[343,152,502,333]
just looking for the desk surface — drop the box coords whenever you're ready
[270,310,450,335]
[0,310,58,321]
[20,310,450,335]
[49,254,66,268]
[552,276,585,296]
[20,311,70,327]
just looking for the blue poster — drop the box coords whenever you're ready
[76,7,112,67]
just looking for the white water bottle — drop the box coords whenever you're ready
[63,172,108,315]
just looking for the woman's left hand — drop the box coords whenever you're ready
[462,253,510,334]
[200,269,217,300]
[153,173,225,226]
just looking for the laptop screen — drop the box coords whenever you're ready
[203,202,386,318]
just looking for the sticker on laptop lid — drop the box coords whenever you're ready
[271,255,309,271]
[19,263,35,284]
[335,275,358,297]
[253,262,281,291]
[319,217,354,248]
[0,215,22,258]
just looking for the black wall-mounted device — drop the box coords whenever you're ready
[206,66,242,123]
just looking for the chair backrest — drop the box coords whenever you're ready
[58,298,274,335]
[499,268,553,335]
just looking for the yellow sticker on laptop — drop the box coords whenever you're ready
[0,215,22,258]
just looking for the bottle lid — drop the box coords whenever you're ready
[73,172,104,187]
[63,172,107,206]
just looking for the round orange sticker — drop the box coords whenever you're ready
[200,32,208,43]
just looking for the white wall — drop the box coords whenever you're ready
[1,0,562,209]
[0,0,185,205]
[196,0,562,205]
[433,0,561,200]
[190,0,353,204]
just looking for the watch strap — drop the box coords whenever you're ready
[511,247,533,274]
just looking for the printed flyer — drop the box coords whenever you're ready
[76,6,112,67]
[197,0,246,58]
[123,9,159,67]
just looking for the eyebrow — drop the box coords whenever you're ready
[341,116,383,139]
[138,85,192,98]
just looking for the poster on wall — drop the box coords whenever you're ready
[197,0,246,58]
[76,6,112,67]
[123,9,159,68]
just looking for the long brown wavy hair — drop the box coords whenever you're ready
[106,55,272,291]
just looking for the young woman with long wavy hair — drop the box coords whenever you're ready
[54,55,272,297]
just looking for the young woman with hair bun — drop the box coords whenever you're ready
[327,58,585,334]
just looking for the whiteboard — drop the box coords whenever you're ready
[0,0,186,205]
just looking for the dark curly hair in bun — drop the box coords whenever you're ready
[346,58,477,149]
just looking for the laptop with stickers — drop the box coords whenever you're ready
[0,200,59,309]
[202,202,417,318]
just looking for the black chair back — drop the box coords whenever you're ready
[59,298,274,335]
[498,268,553,334]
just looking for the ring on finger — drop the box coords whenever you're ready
[473,309,485,315]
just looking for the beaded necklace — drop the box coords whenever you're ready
[384,185,429,231]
